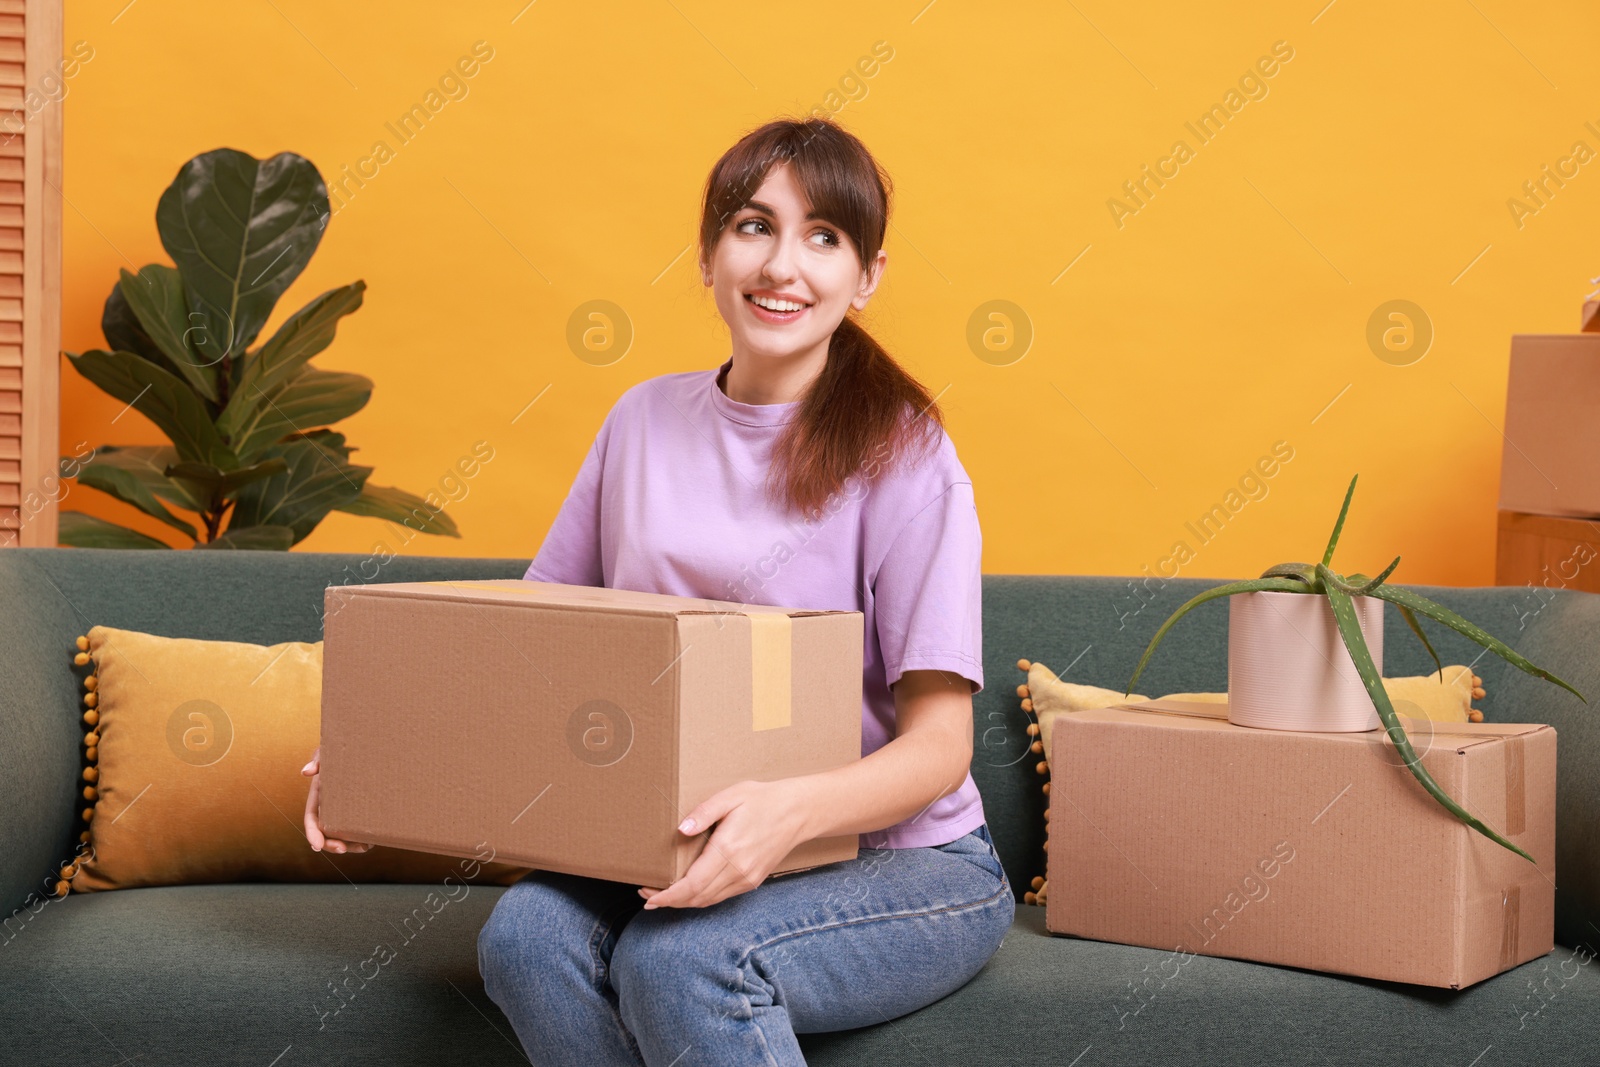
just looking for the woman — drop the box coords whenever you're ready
[305,116,1012,1066]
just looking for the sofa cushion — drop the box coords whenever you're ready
[802,907,1600,1064]
[0,882,526,1064]
[2,886,1593,1065]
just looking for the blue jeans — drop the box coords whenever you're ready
[478,823,1014,1066]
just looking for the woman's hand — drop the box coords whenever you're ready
[636,777,812,910]
[301,745,376,854]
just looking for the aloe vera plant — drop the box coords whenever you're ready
[1124,474,1585,864]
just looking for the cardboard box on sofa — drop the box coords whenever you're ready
[1499,333,1600,518]
[1045,698,1555,989]
[1494,509,1600,595]
[318,579,864,887]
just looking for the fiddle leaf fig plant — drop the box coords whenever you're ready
[1124,474,1585,865]
[59,147,460,550]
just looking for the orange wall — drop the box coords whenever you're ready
[57,1,1600,585]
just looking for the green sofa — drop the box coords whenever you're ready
[3,548,1597,1065]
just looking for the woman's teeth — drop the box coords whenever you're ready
[748,295,807,312]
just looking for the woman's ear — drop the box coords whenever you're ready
[852,249,888,310]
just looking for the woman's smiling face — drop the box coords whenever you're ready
[702,161,885,365]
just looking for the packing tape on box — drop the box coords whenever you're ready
[1498,735,1526,971]
[1501,884,1521,971]
[747,612,792,732]
[1504,734,1526,836]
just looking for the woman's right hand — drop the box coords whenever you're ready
[302,745,376,854]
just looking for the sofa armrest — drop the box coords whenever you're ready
[0,555,85,932]
[1493,585,1600,952]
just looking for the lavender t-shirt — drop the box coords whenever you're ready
[524,356,986,849]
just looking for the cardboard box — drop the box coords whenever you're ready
[1499,334,1600,518]
[318,579,864,887]
[1495,509,1600,595]
[1046,698,1555,989]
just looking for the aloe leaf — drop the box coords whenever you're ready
[1324,558,1401,597]
[76,460,198,539]
[1317,564,1535,864]
[1258,561,1319,586]
[1321,569,1368,596]
[1395,603,1444,681]
[1124,576,1312,696]
[1345,555,1401,595]
[58,511,172,549]
[336,483,461,537]
[1321,474,1358,567]
[1366,584,1586,703]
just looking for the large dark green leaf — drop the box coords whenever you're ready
[115,264,220,401]
[218,281,366,441]
[286,428,352,460]
[164,458,290,509]
[74,445,204,511]
[155,148,331,361]
[76,460,198,539]
[58,511,172,549]
[227,368,372,463]
[230,436,372,544]
[103,277,178,371]
[65,349,239,469]
[195,524,296,550]
[336,484,461,537]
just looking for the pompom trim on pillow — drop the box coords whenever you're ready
[51,635,101,898]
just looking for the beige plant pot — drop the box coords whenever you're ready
[1228,589,1384,731]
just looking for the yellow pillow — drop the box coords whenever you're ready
[58,625,532,896]
[1018,659,1478,767]
[1014,657,1481,906]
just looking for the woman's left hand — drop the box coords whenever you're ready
[637,777,812,910]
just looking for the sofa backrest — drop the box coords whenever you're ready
[3,550,1595,949]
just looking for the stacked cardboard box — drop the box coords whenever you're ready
[1045,698,1554,989]
[318,579,864,887]
[1496,313,1600,593]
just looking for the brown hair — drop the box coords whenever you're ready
[698,116,945,520]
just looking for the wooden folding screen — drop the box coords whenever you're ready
[0,0,60,548]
